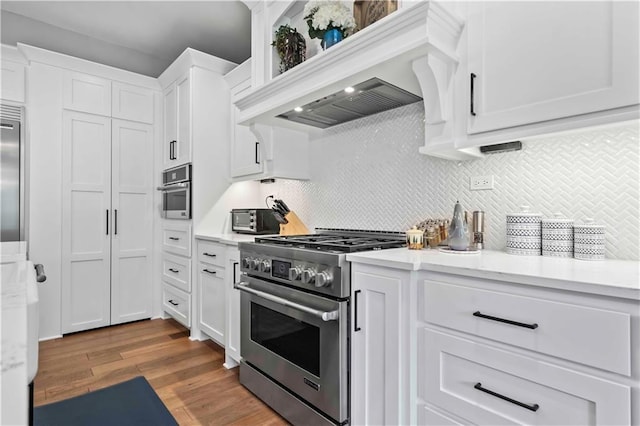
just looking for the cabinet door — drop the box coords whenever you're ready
[224,247,241,368]
[1,59,25,102]
[176,72,192,165]
[467,1,639,134]
[199,261,226,345]
[112,82,154,124]
[162,84,177,168]
[61,111,112,333]
[230,81,262,177]
[110,119,153,325]
[351,268,404,426]
[63,71,111,116]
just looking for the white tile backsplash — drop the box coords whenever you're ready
[260,103,640,260]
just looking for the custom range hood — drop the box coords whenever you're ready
[278,78,422,129]
[235,1,481,160]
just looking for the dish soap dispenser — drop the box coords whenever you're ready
[448,201,470,251]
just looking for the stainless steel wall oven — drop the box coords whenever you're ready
[157,163,191,219]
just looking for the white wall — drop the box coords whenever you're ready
[260,103,640,260]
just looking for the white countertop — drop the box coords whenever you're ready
[346,249,640,300]
[194,232,277,245]
[1,242,30,425]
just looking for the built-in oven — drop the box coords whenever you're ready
[157,164,191,219]
[236,274,349,425]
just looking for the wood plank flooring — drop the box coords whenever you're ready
[34,318,287,425]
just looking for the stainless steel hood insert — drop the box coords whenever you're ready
[277,78,422,129]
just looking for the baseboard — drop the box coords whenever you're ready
[39,334,63,342]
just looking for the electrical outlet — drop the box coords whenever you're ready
[470,175,494,191]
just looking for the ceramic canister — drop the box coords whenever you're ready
[574,218,605,260]
[506,205,542,255]
[541,213,574,258]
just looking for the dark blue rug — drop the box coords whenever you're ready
[34,376,178,426]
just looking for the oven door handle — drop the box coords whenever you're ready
[235,282,340,322]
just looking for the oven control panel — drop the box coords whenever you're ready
[240,253,346,298]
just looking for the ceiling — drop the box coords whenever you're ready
[0,1,251,77]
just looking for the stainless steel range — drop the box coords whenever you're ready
[236,228,405,425]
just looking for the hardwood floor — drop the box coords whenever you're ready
[34,318,287,425]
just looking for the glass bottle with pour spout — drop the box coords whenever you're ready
[448,201,470,250]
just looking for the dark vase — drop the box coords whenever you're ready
[322,28,343,50]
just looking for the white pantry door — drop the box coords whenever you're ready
[61,111,112,334]
[110,119,153,325]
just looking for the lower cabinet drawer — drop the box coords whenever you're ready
[162,222,192,257]
[162,252,192,292]
[421,280,631,375]
[419,328,630,426]
[163,283,191,328]
[417,404,465,426]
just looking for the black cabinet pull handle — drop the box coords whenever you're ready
[255,141,260,164]
[169,140,177,160]
[168,299,179,306]
[106,210,109,235]
[233,261,239,284]
[474,383,540,412]
[168,268,179,273]
[168,237,180,241]
[114,209,118,235]
[473,311,538,329]
[203,268,217,275]
[354,289,362,332]
[203,252,216,257]
[470,73,477,116]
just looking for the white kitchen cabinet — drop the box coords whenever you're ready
[224,246,241,368]
[63,71,112,116]
[197,239,226,345]
[351,264,413,426]
[224,59,310,181]
[465,1,639,135]
[162,282,191,328]
[162,72,192,168]
[61,112,153,333]
[420,328,630,425]
[1,46,25,103]
[112,81,154,124]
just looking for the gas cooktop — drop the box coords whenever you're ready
[253,228,406,254]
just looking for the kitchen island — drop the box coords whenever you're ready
[1,242,31,425]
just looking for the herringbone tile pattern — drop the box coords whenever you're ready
[263,104,639,260]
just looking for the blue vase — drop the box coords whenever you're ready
[323,28,343,50]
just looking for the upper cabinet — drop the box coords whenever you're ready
[225,59,310,181]
[63,71,112,116]
[162,72,192,168]
[112,81,154,124]
[459,1,639,146]
[1,45,26,103]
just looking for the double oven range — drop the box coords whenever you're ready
[237,229,405,425]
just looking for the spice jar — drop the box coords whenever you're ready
[406,226,424,250]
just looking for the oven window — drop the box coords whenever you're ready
[165,190,187,211]
[251,302,320,376]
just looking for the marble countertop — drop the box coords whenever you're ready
[346,249,640,300]
[1,242,29,425]
[194,232,277,245]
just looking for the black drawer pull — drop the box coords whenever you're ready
[168,237,180,241]
[203,268,217,275]
[168,268,179,273]
[168,299,179,306]
[203,252,217,257]
[473,311,538,329]
[474,383,540,412]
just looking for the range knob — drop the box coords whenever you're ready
[301,268,317,284]
[241,257,252,269]
[249,258,260,270]
[259,260,271,273]
[315,271,333,287]
[289,266,303,281]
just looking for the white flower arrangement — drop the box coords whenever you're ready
[303,0,356,40]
